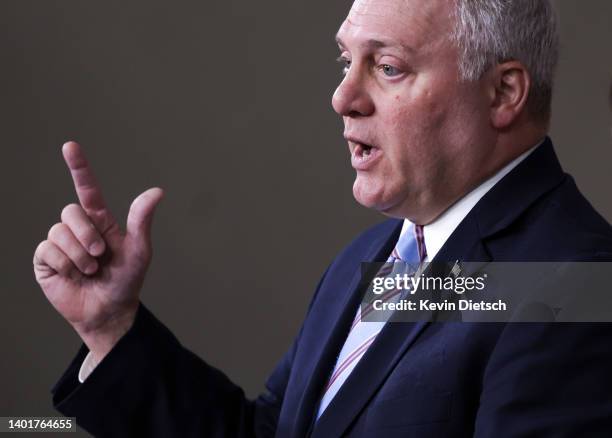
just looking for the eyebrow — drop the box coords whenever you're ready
[335,35,416,55]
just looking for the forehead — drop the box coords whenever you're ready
[337,0,452,52]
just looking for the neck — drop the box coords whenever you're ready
[419,125,548,225]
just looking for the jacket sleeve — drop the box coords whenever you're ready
[51,304,297,438]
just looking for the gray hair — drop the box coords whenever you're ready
[451,0,559,122]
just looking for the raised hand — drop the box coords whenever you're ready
[33,141,164,362]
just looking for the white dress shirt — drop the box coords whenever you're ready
[78,140,542,383]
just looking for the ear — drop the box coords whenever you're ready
[489,61,531,129]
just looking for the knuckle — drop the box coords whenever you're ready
[33,240,48,263]
[34,239,47,253]
[60,203,81,222]
[47,222,67,240]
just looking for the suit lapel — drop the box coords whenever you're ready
[290,220,403,438]
[311,319,429,437]
[310,215,492,438]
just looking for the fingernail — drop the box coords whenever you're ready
[85,261,98,275]
[89,241,105,256]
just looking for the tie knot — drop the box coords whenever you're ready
[391,223,427,263]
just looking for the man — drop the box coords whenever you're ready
[34,0,612,436]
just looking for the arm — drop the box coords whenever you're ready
[35,141,331,436]
[52,304,294,438]
[33,141,291,437]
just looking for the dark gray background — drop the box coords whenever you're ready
[0,1,610,436]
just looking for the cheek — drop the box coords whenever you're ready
[384,97,445,154]
[389,86,446,129]
[380,93,454,186]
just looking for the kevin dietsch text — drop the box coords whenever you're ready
[372,298,507,312]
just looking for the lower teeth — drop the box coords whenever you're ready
[363,148,371,157]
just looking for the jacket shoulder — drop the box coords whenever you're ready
[488,175,612,261]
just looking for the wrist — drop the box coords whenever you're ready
[75,305,139,363]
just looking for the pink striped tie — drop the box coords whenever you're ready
[315,223,426,419]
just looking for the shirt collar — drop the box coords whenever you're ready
[399,139,544,261]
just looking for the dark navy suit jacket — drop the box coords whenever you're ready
[53,138,612,437]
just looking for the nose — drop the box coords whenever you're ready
[331,70,374,118]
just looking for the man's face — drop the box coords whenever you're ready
[334,0,495,223]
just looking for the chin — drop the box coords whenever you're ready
[352,177,392,212]
[352,176,412,219]
[353,177,377,206]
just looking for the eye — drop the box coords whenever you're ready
[379,64,401,77]
[336,56,351,75]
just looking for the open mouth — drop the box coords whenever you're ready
[358,143,374,157]
[353,142,378,159]
[350,142,381,169]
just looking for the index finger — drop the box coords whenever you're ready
[62,141,114,230]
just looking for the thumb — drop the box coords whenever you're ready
[126,187,164,248]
